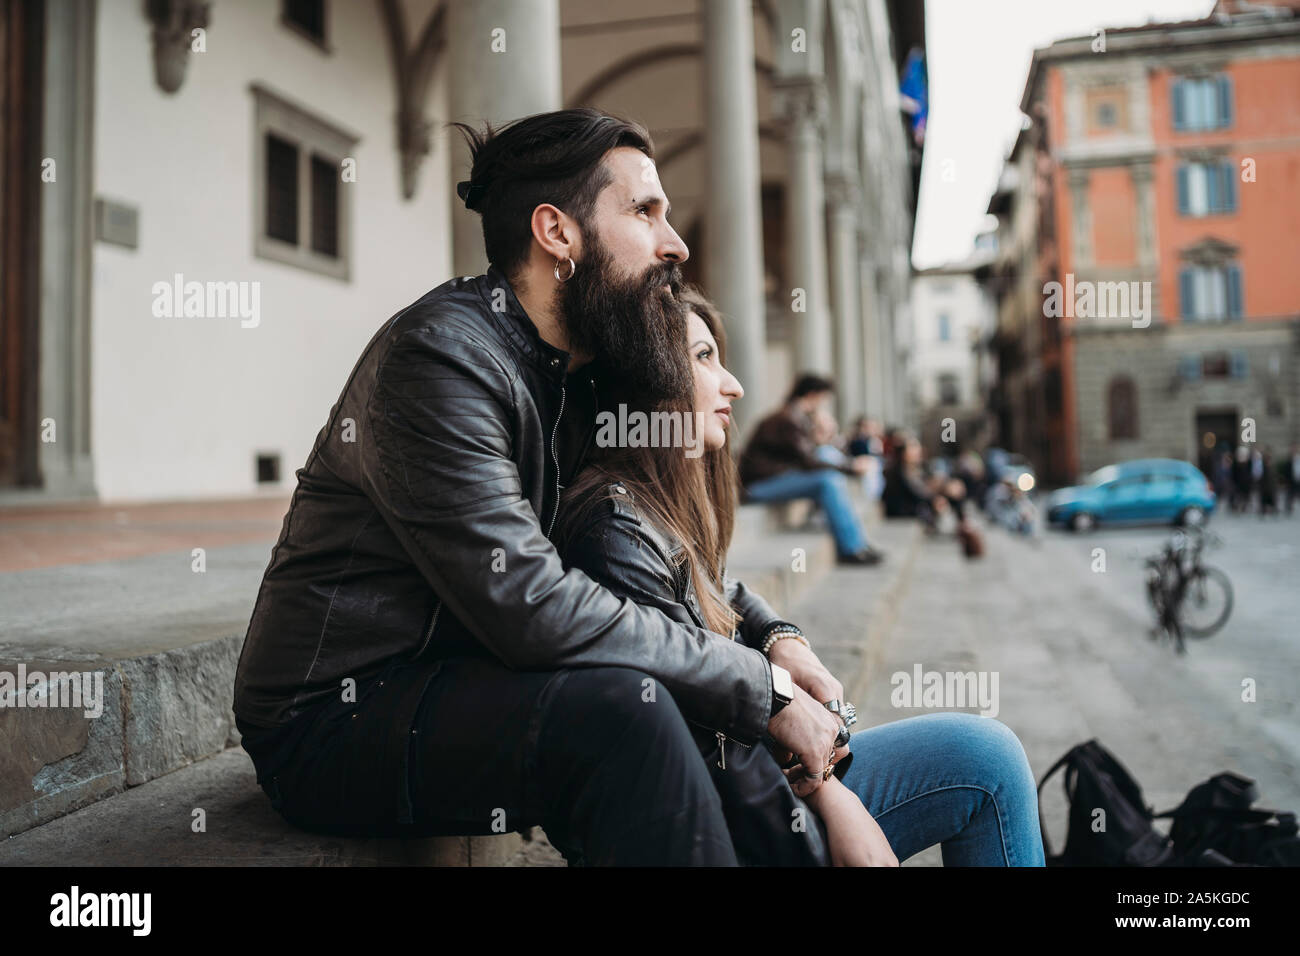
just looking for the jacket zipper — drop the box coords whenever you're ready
[412,599,442,661]
[417,374,575,659]
[545,382,566,540]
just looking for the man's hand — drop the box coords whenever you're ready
[766,684,844,797]
[768,637,844,706]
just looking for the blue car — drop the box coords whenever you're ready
[1046,459,1217,532]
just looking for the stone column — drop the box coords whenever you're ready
[1132,160,1160,318]
[1068,166,1093,271]
[447,0,561,276]
[775,76,834,377]
[859,231,885,419]
[702,0,768,425]
[38,0,97,498]
[826,173,863,419]
[875,265,897,424]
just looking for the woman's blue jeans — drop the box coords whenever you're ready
[838,712,1046,866]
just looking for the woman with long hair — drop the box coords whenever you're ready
[553,287,1045,866]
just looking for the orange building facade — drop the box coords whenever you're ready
[986,2,1300,484]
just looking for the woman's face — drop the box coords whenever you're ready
[688,310,744,451]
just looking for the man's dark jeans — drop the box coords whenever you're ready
[237,655,739,865]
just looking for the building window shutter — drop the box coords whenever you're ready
[1229,349,1248,378]
[1176,165,1190,215]
[1172,78,1186,131]
[1217,74,1233,129]
[1222,161,1237,213]
[1227,264,1243,319]
[1179,267,1196,319]
[1179,354,1202,381]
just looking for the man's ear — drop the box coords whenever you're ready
[531,203,580,263]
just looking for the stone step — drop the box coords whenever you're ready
[1,490,862,849]
[0,746,563,866]
[0,538,272,841]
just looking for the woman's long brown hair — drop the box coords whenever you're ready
[554,286,742,638]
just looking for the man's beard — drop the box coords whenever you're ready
[558,231,690,404]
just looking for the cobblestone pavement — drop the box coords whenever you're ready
[854,510,1300,866]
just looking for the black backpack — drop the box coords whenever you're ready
[1038,740,1176,866]
[1154,771,1300,867]
[1038,741,1300,866]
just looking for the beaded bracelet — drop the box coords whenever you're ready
[761,626,810,656]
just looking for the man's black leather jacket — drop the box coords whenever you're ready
[232,266,776,746]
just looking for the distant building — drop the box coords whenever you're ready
[909,245,997,454]
[979,0,1300,484]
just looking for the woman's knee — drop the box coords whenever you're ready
[936,713,1034,792]
[868,712,1033,791]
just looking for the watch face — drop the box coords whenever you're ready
[772,664,795,701]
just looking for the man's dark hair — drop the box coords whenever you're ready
[451,108,655,279]
[787,373,836,403]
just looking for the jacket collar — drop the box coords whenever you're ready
[477,264,579,385]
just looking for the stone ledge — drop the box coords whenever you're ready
[0,636,242,840]
[0,747,560,866]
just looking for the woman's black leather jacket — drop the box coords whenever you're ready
[559,479,838,866]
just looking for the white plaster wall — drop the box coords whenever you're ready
[91,0,449,501]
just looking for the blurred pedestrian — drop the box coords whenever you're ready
[738,374,886,566]
[1284,444,1300,515]
[882,435,970,534]
[1231,446,1252,513]
[1259,447,1278,517]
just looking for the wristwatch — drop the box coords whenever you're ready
[769,661,795,717]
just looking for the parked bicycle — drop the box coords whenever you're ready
[1144,527,1233,653]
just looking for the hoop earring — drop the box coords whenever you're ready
[554,256,576,282]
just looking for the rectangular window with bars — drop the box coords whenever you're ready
[1178,263,1243,321]
[1176,159,1237,217]
[252,84,357,280]
[283,0,326,46]
[1172,74,1233,132]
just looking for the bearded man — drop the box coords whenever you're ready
[231,108,840,865]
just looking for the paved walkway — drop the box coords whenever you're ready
[0,495,289,572]
[855,513,1300,866]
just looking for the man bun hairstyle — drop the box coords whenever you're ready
[451,108,655,279]
[788,372,836,403]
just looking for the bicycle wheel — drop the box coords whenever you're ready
[1180,566,1234,638]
